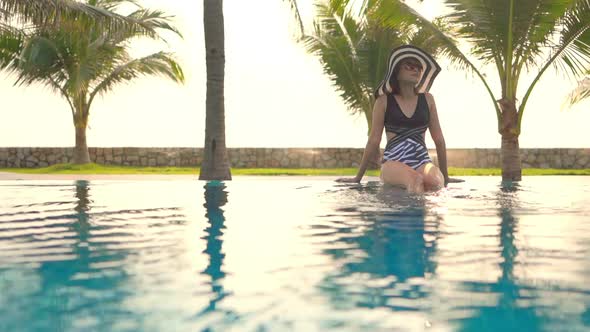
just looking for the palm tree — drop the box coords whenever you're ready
[374,0,590,181]
[289,0,446,168]
[0,0,185,164]
[200,0,231,181]
[0,0,146,82]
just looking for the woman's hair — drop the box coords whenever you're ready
[388,59,421,95]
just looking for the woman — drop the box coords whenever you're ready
[337,45,458,193]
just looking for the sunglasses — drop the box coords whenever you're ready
[401,61,423,72]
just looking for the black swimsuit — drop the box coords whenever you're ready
[382,93,432,169]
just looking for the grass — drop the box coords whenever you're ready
[1,163,199,175]
[1,163,590,176]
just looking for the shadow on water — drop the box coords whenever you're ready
[314,182,442,312]
[195,181,238,326]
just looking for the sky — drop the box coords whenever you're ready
[1,0,589,149]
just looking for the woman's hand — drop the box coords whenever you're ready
[335,177,361,183]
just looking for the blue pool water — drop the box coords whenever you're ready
[0,176,589,332]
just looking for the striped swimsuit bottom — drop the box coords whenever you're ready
[382,124,432,170]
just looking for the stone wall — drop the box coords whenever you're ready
[0,147,589,169]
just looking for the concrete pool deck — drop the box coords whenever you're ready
[0,172,381,182]
[0,171,200,181]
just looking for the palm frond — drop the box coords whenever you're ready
[512,0,573,72]
[304,1,368,115]
[566,74,590,105]
[361,20,408,93]
[127,8,182,40]
[281,0,305,38]
[0,0,130,31]
[88,51,184,105]
[519,0,590,117]
[442,0,507,66]
[91,0,141,12]
[373,0,501,119]
[0,23,24,69]
[6,33,73,105]
[373,0,473,72]
[1,0,185,114]
[15,35,62,83]
[552,0,590,78]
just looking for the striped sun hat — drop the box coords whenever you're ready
[375,45,441,97]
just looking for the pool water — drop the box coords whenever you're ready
[0,176,589,331]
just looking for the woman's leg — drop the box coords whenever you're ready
[416,162,444,191]
[381,161,425,193]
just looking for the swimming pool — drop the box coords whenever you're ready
[0,176,588,331]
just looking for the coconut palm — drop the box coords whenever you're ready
[304,1,446,131]
[0,0,145,81]
[200,0,231,181]
[289,0,447,167]
[374,0,590,181]
[0,0,185,164]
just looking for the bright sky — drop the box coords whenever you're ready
[1,0,589,149]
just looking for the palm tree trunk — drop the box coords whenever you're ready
[73,124,91,164]
[498,98,522,181]
[364,108,380,170]
[71,97,91,165]
[200,0,231,181]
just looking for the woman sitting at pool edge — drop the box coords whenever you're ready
[336,45,461,193]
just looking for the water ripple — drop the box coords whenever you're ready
[0,177,588,331]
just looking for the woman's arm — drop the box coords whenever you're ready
[425,93,450,184]
[336,95,386,183]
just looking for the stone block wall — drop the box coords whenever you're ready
[0,148,200,168]
[443,148,590,169]
[0,147,588,169]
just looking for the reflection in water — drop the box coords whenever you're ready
[74,180,91,233]
[315,181,580,331]
[457,181,541,331]
[316,184,441,312]
[0,178,589,331]
[196,181,236,322]
[0,181,191,331]
[583,307,590,326]
[34,180,128,331]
